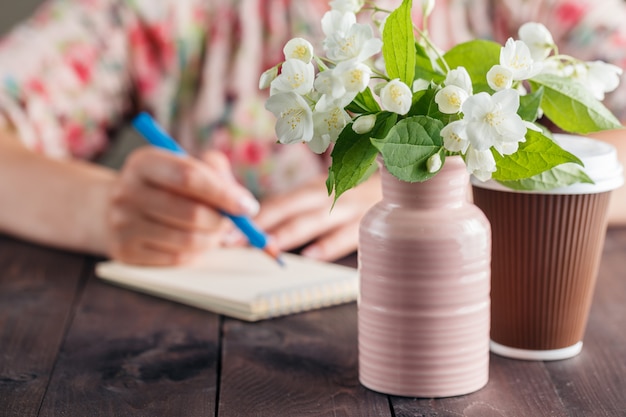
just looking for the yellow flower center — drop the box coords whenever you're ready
[509,54,530,70]
[390,85,404,104]
[493,73,508,88]
[292,45,308,59]
[326,108,344,130]
[340,36,355,55]
[281,108,305,131]
[484,111,501,127]
[289,73,305,89]
[450,132,463,143]
[349,69,363,86]
[445,91,462,108]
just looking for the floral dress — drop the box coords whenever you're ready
[1,0,625,198]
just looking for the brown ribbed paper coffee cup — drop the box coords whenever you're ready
[472,135,623,360]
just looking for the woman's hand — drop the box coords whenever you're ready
[105,148,259,265]
[253,173,381,261]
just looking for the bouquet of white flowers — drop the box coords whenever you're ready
[260,0,622,201]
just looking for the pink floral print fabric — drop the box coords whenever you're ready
[0,0,625,197]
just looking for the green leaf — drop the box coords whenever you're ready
[518,86,544,122]
[443,40,501,94]
[492,130,583,181]
[325,168,335,195]
[529,74,622,133]
[371,115,443,182]
[498,163,594,191]
[345,87,381,114]
[329,112,398,202]
[382,0,415,85]
[408,86,447,121]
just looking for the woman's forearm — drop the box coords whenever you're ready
[0,130,116,254]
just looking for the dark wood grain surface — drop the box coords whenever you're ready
[1,229,625,417]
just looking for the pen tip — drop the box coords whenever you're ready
[263,244,285,267]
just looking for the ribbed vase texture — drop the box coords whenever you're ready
[472,188,611,350]
[358,156,491,398]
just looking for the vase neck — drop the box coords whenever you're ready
[380,156,470,209]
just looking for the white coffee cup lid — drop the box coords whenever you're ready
[472,134,624,194]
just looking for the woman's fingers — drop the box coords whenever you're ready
[263,202,361,256]
[301,221,361,261]
[107,210,221,261]
[110,243,198,266]
[110,178,225,232]
[105,147,251,265]
[254,175,330,231]
[255,173,382,261]
[124,147,259,216]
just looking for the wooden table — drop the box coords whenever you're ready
[1,229,625,417]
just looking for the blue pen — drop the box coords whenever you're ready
[132,112,284,266]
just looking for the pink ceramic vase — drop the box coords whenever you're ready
[358,156,491,397]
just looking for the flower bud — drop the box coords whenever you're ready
[422,0,435,18]
[352,114,377,134]
[518,22,554,62]
[330,0,365,13]
[412,79,430,92]
[427,153,442,173]
[259,66,278,90]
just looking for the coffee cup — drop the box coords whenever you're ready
[471,134,623,360]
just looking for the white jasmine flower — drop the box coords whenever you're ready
[412,79,430,92]
[321,10,356,39]
[352,114,377,134]
[500,38,542,80]
[540,59,566,77]
[441,120,469,153]
[466,147,497,181]
[335,60,372,93]
[562,63,593,97]
[380,79,413,115]
[283,38,314,63]
[265,92,314,144]
[518,22,554,62]
[330,0,364,13]
[314,69,344,98]
[486,65,514,91]
[309,106,352,153]
[259,66,278,90]
[585,61,623,100]
[422,0,436,18]
[562,62,586,80]
[270,59,315,96]
[462,89,527,154]
[323,14,383,62]
[563,61,622,100]
[316,90,357,113]
[427,152,442,173]
[435,85,469,114]
[445,67,473,94]
[313,69,358,112]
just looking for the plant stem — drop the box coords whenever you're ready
[414,25,450,73]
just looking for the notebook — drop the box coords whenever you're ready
[95,248,358,321]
